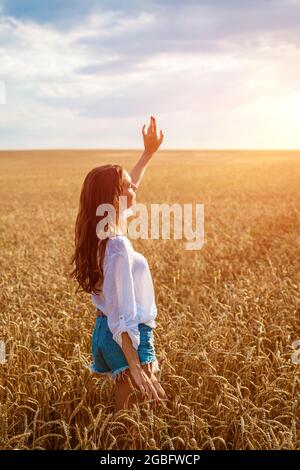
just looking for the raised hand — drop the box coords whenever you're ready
[142,116,164,155]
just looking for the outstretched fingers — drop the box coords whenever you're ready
[151,116,157,135]
[143,117,156,136]
[143,375,160,401]
[154,379,167,399]
[142,117,164,150]
[146,117,152,135]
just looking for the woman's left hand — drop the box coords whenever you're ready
[142,116,164,155]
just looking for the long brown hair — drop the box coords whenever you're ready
[70,164,124,295]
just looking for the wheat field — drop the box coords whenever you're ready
[0,150,299,450]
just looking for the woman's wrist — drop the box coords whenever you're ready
[141,150,153,161]
[129,362,143,371]
[129,150,153,188]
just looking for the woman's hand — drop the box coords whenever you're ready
[142,116,164,156]
[129,364,167,405]
[148,372,168,409]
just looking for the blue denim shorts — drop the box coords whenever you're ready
[89,315,160,381]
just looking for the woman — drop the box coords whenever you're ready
[71,116,167,413]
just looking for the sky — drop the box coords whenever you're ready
[0,0,300,150]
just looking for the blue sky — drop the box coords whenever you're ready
[0,0,300,149]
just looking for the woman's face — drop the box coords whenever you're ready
[121,169,137,209]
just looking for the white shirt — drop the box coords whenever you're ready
[91,209,158,350]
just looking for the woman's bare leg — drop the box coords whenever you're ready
[112,366,147,450]
[113,363,153,413]
[112,363,167,449]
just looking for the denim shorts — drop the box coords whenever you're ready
[89,315,160,381]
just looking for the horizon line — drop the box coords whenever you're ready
[0,148,300,152]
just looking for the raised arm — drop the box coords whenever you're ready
[130,116,164,190]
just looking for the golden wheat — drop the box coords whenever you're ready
[0,150,299,450]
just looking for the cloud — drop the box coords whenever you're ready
[0,0,300,149]
[1,0,97,30]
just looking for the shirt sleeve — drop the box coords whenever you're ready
[102,241,140,350]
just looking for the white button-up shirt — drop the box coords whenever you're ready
[91,218,158,350]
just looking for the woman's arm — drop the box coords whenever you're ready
[130,116,164,189]
[130,150,152,190]
[121,331,143,369]
[121,331,163,403]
